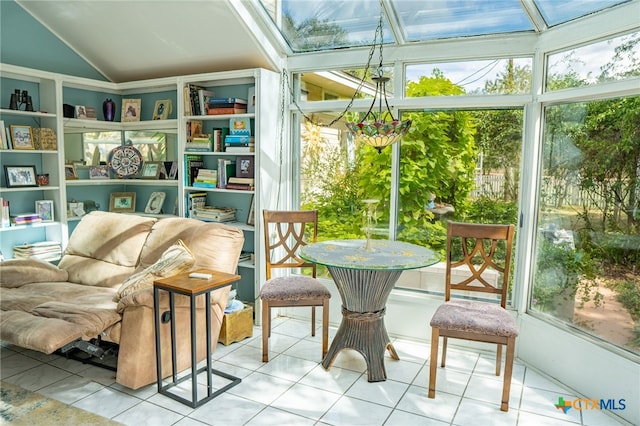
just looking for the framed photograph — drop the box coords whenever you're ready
[247,195,255,226]
[75,105,88,119]
[35,200,54,222]
[89,165,110,179]
[121,98,141,122]
[64,164,77,180]
[9,125,35,150]
[4,165,38,188]
[236,156,255,178]
[140,161,163,179]
[152,99,172,120]
[144,191,166,214]
[109,192,136,213]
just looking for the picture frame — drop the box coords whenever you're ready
[109,192,136,213]
[236,156,255,178]
[121,98,141,122]
[144,191,166,214]
[247,195,255,226]
[64,164,77,180]
[9,125,35,150]
[35,200,54,222]
[4,165,38,188]
[89,165,110,179]
[140,161,163,179]
[152,99,172,120]
[75,105,88,119]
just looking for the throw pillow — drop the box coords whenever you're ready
[113,239,195,302]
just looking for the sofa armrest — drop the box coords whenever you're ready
[0,259,69,288]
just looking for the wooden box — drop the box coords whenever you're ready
[218,304,253,345]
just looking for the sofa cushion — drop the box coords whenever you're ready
[0,259,69,288]
[138,217,244,274]
[58,211,157,288]
[113,239,195,302]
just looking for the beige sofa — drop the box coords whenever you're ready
[0,211,244,389]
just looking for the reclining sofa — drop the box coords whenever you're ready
[0,211,244,389]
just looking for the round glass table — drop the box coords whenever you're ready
[299,239,439,382]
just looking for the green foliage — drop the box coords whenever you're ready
[612,280,640,322]
[460,196,518,224]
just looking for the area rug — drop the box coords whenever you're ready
[0,381,121,425]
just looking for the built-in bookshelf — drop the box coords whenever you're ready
[0,63,281,315]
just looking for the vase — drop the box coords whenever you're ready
[103,98,116,121]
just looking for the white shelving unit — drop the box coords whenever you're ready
[1,63,281,314]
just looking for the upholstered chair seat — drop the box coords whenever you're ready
[430,300,518,337]
[260,276,331,301]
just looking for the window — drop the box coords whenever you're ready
[533,96,640,355]
[82,131,168,164]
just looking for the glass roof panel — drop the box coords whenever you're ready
[391,0,533,41]
[258,0,633,54]
[534,0,630,26]
[278,0,394,53]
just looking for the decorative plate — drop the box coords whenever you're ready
[108,145,143,178]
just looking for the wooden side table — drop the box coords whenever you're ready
[153,269,241,408]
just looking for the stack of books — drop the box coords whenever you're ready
[226,177,255,191]
[185,136,211,152]
[225,117,253,152]
[184,84,214,116]
[13,241,62,262]
[224,135,255,153]
[193,206,236,222]
[187,192,207,218]
[12,213,42,226]
[207,97,247,115]
[184,154,204,186]
[193,169,217,188]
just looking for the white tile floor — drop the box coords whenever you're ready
[0,316,631,426]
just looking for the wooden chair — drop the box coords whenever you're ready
[260,210,331,362]
[428,221,517,411]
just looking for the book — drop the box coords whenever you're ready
[198,89,215,116]
[207,107,248,115]
[193,206,236,222]
[224,135,254,144]
[216,158,235,189]
[194,169,217,186]
[228,177,255,185]
[185,136,211,152]
[208,97,247,105]
[211,128,229,152]
[224,146,255,153]
[225,183,254,191]
[184,154,204,186]
[229,117,251,135]
[1,199,10,228]
[187,192,207,217]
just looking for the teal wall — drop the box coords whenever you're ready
[0,1,107,81]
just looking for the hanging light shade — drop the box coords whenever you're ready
[345,69,411,153]
[345,7,411,153]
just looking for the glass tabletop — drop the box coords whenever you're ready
[299,239,440,271]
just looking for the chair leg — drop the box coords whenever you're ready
[428,327,439,398]
[496,343,503,376]
[440,336,448,368]
[262,299,270,362]
[501,337,516,412]
[322,299,329,359]
[311,306,316,337]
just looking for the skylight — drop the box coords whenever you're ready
[259,0,631,53]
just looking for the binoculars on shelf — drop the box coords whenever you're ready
[9,89,34,112]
